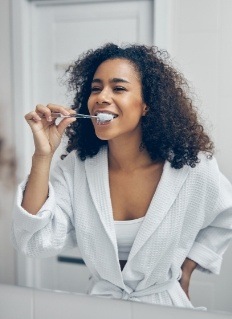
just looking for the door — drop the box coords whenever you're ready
[25,0,154,293]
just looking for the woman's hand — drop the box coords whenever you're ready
[179,258,197,299]
[25,104,76,157]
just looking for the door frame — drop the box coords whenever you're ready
[11,0,171,288]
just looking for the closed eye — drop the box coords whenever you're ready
[114,86,127,92]
[91,87,101,93]
[91,86,127,93]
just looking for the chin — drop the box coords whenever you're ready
[94,128,115,141]
[95,132,111,141]
[97,136,109,141]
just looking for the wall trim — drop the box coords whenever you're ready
[28,0,151,5]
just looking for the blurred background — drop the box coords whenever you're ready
[0,0,232,313]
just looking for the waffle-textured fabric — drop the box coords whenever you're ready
[12,147,232,309]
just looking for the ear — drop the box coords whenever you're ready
[142,104,149,116]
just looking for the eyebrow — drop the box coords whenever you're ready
[91,78,130,84]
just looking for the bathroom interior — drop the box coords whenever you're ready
[0,0,232,318]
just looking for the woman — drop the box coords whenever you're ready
[12,43,232,308]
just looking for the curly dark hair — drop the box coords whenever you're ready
[63,43,214,169]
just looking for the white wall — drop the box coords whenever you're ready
[0,0,16,285]
[155,0,232,313]
[0,0,12,145]
[156,0,232,181]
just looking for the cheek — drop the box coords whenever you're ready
[121,107,144,128]
[127,98,145,116]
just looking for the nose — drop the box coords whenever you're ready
[96,88,111,105]
[96,100,109,106]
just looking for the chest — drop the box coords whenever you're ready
[109,164,164,221]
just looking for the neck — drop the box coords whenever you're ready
[108,135,153,172]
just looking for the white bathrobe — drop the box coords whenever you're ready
[12,147,232,308]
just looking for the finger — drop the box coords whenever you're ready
[67,108,77,115]
[56,117,76,136]
[25,111,42,123]
[36,104,53,122]
[46,103,71,116]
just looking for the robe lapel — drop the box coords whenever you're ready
[84,147,117,248]
[84,147,129,288]
[128,161,190,261]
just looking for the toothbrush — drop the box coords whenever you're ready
[47,112,114,123]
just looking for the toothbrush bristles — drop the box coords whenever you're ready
[97,113,114,122]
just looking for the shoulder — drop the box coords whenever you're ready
[53,150,84,176]
[60,150,82,166]
[187,152,232,207]
[55,147,107,175]
[190,152,220,179]
[185,153,221,197]
[50,151,87,189]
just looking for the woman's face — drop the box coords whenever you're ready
[87,58,147,142]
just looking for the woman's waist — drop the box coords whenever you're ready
[88,271,180,301]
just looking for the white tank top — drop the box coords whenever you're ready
[114,217,144,260]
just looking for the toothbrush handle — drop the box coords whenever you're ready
[47,113,97,119]
[74,114,97,119]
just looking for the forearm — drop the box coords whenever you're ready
[181,257,198,274]
[180,258,198,299]
[21,154,53,215]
